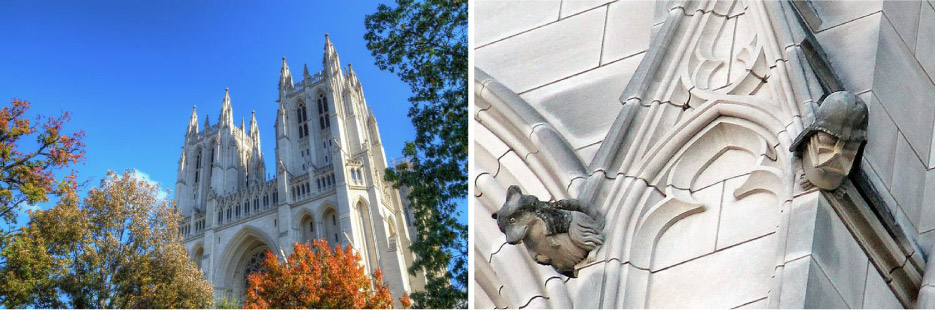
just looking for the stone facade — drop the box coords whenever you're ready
[474,0,935,308]
[175,34,425,303]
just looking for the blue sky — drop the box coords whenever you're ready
[0,1,465,227]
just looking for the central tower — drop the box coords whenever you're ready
[174,34,425,304]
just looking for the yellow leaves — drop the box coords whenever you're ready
[0,169,213,308]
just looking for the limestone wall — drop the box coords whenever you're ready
[473,0,935,308]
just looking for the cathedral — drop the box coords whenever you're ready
[174,34,425,303]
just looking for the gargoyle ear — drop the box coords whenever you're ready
[491,213,498,219]
[505,185,522,204]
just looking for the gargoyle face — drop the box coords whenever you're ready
[492,186,540,244]
[803,131,861,190]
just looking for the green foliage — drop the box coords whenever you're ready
[364,0,467,308]
[213,294,241,309]
[0,99,85,243]
[0,170,213,308]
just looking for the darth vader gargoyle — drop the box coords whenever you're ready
[790,91,868,192]
[492,185,604,277]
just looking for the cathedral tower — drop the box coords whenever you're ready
[176,34,424,304]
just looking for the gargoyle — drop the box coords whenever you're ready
[790,90,868,192]
[492,185,604,277]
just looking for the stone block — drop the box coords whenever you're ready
[862,263,903,309]
[602,0,655,64]
[777,255,811,308]
[575,142,601,168]
[918,3,935,79]
[475,8,606,93]
[474,0,561,47]
[735,298,767,309]
[810,0,883,32]
[651,182,722,270]
[919,169,935,233]
[520,54,643,150]
[804,258,850,308]
[891,133,925,231]
[860,91,898,186]
[560,0,613,18]
[882,0,922,51]
[495,150,552,201]
[784,193,819,262]
[645,234,776,308]
[473,140,501,178]
[874,17,935,166]
[717,176,781,249]
[474,122,510,159]
[815,13,881,94]
[567,261,607,308]
[811,196,870,307]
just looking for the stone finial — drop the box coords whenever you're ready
[790,90,868,191]
[492,185,604,277]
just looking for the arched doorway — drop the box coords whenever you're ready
[216,227,277,299]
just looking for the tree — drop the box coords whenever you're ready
[0,99,85,241]
[0,169,213,308]
[364,0,468,308]
[244,240,408,309]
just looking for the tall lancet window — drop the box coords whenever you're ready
[297,101,309,138]
[318,93,330,130]
[194,149,202,183]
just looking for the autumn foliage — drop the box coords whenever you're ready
[0,170,213,308]
[244,240,408,309]
[0,99,85,239]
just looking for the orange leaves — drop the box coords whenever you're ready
[399,293,412,309]
[243,240,403,309]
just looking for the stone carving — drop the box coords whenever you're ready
[790,91,868,191]
[492,185,604,277]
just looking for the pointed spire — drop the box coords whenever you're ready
[249,110,259,137]
[249,110,261,155]
[304,64,310,79]
[204,114,210,129]
[279,57,294,91]
[187,105,199,136]
[323,33,342,77]
[219,88,234,127]
[240,117,245,133]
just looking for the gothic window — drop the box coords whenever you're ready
[236,205,241,217]
[226,207,231,220]
[318,93,330,130]
[217,211,222,224]
[272,191,278,203]
[194,149,202,183]
[243,250,266,293]
[297,102,309,138]
[254,199,259,211]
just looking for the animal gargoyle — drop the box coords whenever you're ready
[492,185,604,277]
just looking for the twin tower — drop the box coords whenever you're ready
[173,34,424,302]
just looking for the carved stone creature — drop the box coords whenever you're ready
[492,185,604,277]
[790,91,868,191]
